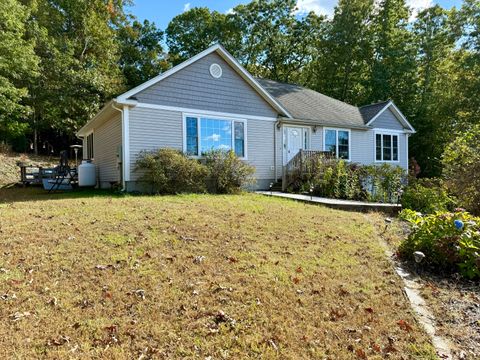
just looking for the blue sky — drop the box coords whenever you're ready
[127,0,463,30]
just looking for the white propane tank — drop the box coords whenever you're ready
[78,160,96,187]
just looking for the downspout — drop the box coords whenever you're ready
[274,119,281,182]
[111,101,126,191]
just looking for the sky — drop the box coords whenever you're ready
[127,0,463,30]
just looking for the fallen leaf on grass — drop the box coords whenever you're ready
[364,307,374,314]
[397,319,413,332]
[355,348,367,359]
[9,311,31,321]
[47,335,70,346]
[95,264,112,270]
[193,256,206,264]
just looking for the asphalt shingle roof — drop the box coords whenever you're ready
[256,78,389,128]
[359,101,391,123]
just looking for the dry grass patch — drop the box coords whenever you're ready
[0,188,435,359]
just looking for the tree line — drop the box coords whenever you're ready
[1,0,479,177]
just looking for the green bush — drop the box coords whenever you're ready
[401,178,456,214]
[361,163,405,203]
[135,148,208,194]
[288,155,405,203]
[204,150,256,194]
[399,209,480,279]
[442,125,480,215]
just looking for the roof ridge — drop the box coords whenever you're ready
[359,100,391,108]
[256,77,360,110]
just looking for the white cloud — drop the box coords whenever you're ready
[183,2,191,12]
[294,0,334,17]
[207,134,221,142]
[225,7,235,15]
[407,0,434,20]
[293,0,434,21]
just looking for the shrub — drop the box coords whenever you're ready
[361,163,406,203]
[399,209,480,279]
[135,148,207,194]
[204,150,256,194]
[288,155,405,203]
[401,178,456,214]
[442,125,480,215]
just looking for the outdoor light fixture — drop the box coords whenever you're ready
[312,125,317,133]
[413,251,425,263]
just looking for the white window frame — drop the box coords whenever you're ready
[374,131,400,163]
[182,113,248,160]
[323,127,351,161]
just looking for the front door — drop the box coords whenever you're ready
[284,126,308,164]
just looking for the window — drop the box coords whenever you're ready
[185,116,246,158]
[375,133,399,161]
[324,128,350,160]
[86,133,94,159]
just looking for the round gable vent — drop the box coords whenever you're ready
[209,63,223,79]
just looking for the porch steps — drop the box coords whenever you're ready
[270,180,283,192]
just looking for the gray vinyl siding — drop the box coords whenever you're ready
[246,120,276,180]
[369,108,405,130]
[311,128,323,151]
[134,53,278,118]
[93,114,121,185]
[350,130,408,170]
[129,107,183,181]
[128,106,276,183]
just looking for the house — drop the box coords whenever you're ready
[76,44,415,191]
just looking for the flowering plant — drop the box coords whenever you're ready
[399,209,480,279]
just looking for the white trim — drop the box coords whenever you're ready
[373,130,400,163]
[122,106,130,182]
[116,44,292,118]
[182,113,248,160]
[209,63,222,78]
[282,124,311,165]
[135,102,277,122]
[372,127,413,134]
[323,127,351,161]
[366,101,415,132]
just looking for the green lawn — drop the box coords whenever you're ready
[0,188,435,359]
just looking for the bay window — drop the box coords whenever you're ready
[324,128,350,160]
[376,133,399,162]
[185,116,246,158]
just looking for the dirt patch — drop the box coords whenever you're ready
[370,213,480,359]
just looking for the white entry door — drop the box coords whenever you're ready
[284,127,308,164]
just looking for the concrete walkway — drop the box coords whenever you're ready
[256,191,401,213]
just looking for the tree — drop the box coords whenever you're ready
[21,0,127,152]
[308,0,375,104]
[166,7,240,65]
[0,0,38,140]
[369,0,416,110]
[442,124,480,214]
[118,19,169,88]
[229,0,325,83]
[409,5,458,176]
